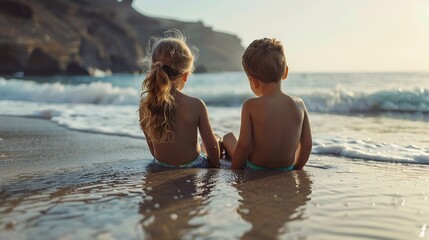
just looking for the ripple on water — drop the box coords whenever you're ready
[0,158,428,239]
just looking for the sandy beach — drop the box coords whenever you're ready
[0,116,149,178]
[1,116,428,239]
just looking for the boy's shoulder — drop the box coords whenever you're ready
[288,94,305,105]
[285,94,307,111]
[244,94,304,104]
[241,97,265,115]
[242,97,259,108]
[245,94,306,112]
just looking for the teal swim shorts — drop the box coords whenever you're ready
[245,160,295,171]
[153,152,210,168]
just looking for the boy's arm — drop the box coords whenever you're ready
[198,100,220,168]
[293,103,312,170]
[231,100,253,169]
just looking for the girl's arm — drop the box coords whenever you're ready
[143,130,155,157]
[198,100,220,168]
[231,100,253,169]
[293,103,312,170]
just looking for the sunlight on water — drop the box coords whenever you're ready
[0,72,428,165]
[1,158,428,239]
[1,72,428,239]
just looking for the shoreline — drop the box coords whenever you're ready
[1,115,428,239]
[0,115,149,178]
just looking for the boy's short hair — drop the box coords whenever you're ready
[242,38,287,83]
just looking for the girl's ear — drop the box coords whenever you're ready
[282,66,289,80]
[182,72,189,82]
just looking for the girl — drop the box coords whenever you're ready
[139,30,220,168]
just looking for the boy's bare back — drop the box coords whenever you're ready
[223,37,312,170]
[241,92,310,169]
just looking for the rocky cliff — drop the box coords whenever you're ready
[0,0,244,76]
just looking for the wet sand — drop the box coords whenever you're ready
[1,116,428,239]
[0,116,148,178]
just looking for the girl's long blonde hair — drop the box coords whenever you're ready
[139,29,196,143]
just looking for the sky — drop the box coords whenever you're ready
[133,0,429,72]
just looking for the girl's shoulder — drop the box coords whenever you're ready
[178,93,207,110]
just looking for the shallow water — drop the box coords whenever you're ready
[1,157,427,239]
[1,72,428,164]
[1,72,428,239]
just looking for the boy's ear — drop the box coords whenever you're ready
[282,66,289,80]
[249,75,259,88]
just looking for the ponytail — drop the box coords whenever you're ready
[139,62,177,143]
[138,30,196,144]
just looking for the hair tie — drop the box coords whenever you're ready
[152,62,182,79]
[153,61,164,68]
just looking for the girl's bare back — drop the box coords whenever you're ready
[150,92,203,165]
[139,30,219,168]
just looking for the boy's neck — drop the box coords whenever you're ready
[258,80,282,97]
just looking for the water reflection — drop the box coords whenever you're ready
[233,170,312,239]
[139,167,217,239]
[0,161,147,239]
[1,161,312,239]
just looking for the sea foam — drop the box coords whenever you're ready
[1,78,428,115]
[313,138,429,165]
[0,78,139,105]
[301,88,429,114]
[1,76,428,165]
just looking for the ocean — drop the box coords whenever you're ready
[1,72,428,164]
[1,72,429,239]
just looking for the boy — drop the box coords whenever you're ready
[222,38,312,170]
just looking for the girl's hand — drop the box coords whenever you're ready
[214,134,225,159]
